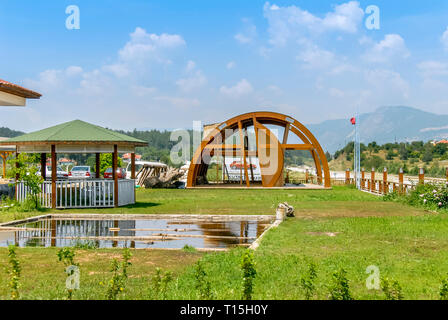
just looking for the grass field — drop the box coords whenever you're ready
[1,186,446,300]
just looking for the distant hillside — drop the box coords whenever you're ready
[0,127,24,138]
[307,106,448,153]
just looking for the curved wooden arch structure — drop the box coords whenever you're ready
[187,111,331,188]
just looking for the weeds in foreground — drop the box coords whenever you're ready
[440,277,448,300]
[194,260,214,300]
[300,261,318,300]
[328,268,352,300]
[241,250,257,300]
[7,245,21,300]
[57,247,80,300]
[105,248,132,300]
[150,267,173,299]
[381,277,404,300]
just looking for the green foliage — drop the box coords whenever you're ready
[150,267,173,299]
[7,245,21,300]
[328,268,352,300]
[381,277,403,300]
[8,154,43,210]
[99,154,123,176]
[300,261,317,300]
[57,247,79,300]
[182,244,197,253]
[440,277,448,300]
[241,249,257,300]
[106,248,132,300]
[194,260,214,300]
[407,183,448,210]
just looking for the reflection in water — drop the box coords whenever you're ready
[0,217,272,249]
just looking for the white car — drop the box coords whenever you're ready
[36,166,68,180]
[69,166,94,179]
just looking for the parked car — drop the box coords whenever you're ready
[36,166,68,179]
[103,167,126,179]
[229,161,257,170]
[69,166,93,179]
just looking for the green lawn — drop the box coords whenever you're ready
[1,186,446,300]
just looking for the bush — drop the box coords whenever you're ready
[408,183,448,210]
[241,250,257,300]
[300,261,317,300]
[381,277,403,300]
[328,268,352,300]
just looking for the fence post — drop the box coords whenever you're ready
[383,167,388,194]
[361,168,365,190]
[345,168,350,185]
[305,169,309,183]
[371,167,375,192]
[399,168,404,195]
[419,168,425,185]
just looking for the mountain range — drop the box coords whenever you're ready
[307,106,448,153]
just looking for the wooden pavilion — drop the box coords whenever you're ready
[0,120,147,208]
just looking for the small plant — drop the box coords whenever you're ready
[440,277,448,300]
[8,154,44,211]
[300,261,317,300]
[150,267,173,299]
[381,277,403,300]
[328,268,353,300]
[57,247,79,300]
[194,260,214,300]
[106,248,132,300]
[73,240,98,249]
[241,249,257,300]
[182,244,196,253]
[7,245,21,300]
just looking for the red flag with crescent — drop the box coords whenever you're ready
[350,117,356,125]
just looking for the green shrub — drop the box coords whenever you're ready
[57,247,79,300]
[241,250,257,300]
[300,261,317,300]
[7,245,21,300]
[328,268,352,300]
[381,277,403,300]
[194,260,214,300]
[150,267,173,299]
[106,248,132,300]
[440,277,448,300]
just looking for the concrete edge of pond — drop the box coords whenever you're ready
[249,218,285,251]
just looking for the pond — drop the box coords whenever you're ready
[0,215,273,249]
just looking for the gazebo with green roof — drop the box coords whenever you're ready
[1,120,148,208]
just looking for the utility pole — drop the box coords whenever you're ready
[351,109,361,190]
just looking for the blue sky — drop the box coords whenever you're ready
[2,0,448,132]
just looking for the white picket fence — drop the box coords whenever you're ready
[16,179,135,208]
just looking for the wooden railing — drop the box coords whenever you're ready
[16,179,135,208]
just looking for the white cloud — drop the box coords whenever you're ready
[263,1,364,46]
[65,66,83,77]
[365,69,410,99]
[234,19,257,44]
[363,34,410,63]
[297,43,335,69]
[220,79,253,97]
[441,27,448,51]
[118,27,185,64]
[418,60,448,77]
[176,60,207,92]
[226,61,236,69]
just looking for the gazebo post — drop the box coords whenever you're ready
[40,153,46,181]
[95,153,100,179]
[131,153,136,179]
[51,145,57,209]
[113,145,118,207]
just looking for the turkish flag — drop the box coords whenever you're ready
[350,117,356,125]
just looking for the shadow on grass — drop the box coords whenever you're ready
[122,202,161,209]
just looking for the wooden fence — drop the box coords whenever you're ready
[341,168,448,195]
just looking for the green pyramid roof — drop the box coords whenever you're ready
[2,120,147,146]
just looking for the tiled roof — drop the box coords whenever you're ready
[0,79,41,99]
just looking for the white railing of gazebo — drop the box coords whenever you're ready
[15,179,135,208]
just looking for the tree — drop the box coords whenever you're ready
[422,147,433,163]
[325,151,332,161]
[98,154,123,176]
[8,154,44,209]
